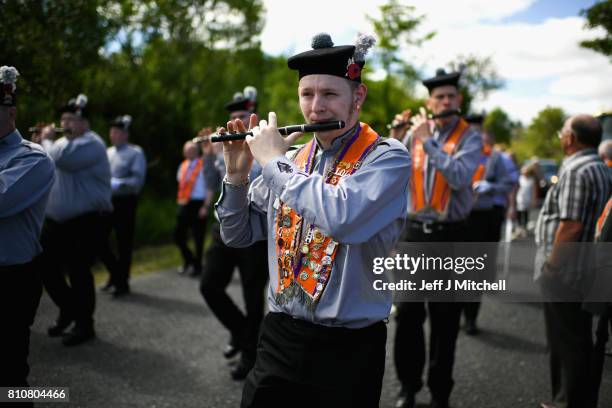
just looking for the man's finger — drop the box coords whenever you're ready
[259,119,268,129]
[235,118,247,133]
[227,121,235,133]
[285,131,303,146]
[249,114,258,130]
[268,112,277,128]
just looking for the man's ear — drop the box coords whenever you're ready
[355,83,367,108]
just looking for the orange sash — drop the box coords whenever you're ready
[411,118,469,219]
[472,144,493,184]
[274,123,380,308]
[595,197,612,241]
[177,159,203,205]
[606,159,612,168]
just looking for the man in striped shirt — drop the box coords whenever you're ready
[535,114,612,408]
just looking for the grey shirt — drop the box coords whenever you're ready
[216,128,410,328]
[405,117,482,221]
[472,150,514,211]
[45,131,113,222]
[0,130,55,265]
[534,148,612,286]
[107,143,146,196]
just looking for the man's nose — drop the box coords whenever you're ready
[311,94,326,113]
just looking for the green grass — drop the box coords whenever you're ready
[92,243,182,286]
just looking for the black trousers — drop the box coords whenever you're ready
[174,200,206,271]
[38,212,109,328]
[543,301,599,408]
[0,262,42,391]
[394,222,466,402]
[241,312,387,408]
[199,238,268,360]
[98,195,138,289]
[463,205,505,322]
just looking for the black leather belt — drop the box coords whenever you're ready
[407,219,467,234]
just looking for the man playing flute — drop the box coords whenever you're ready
[215,33,411,407]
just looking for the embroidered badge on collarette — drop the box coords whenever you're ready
[273,123,381,310]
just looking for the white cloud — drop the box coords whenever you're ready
[260,0,612,124]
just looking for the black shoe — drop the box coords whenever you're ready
[395,390,415,408]
[62,327,95,347]
[47,316,73,337]
[112,285,131,297]
[100,281,114,292]
[223,338,241,359]
[230,357,254,380]
[177,263,192,275]
[464,319,479,336]
[430,398,450,408]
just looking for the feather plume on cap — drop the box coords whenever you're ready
[122,115,132,129]
[0,66,19,92]
[243,86,257,102]
[353,33,376,63]
[75,94,88,109]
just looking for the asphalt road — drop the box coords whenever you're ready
[29,260,612,408]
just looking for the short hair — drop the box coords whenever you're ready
[570,115,602,148]
[599,139,612,160]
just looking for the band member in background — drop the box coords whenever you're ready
[199,87,269,380]
[462,113,513,334]
[0,66,55,391]
[216,33,410,407]
[391,69,482,408]
[39,93,113,347]
[99,115,146,296]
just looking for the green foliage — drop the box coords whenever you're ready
[484,107,513,145]
[367,0,434,121]
[511,106,566,163]
[134,195,178,245]
[580,0,612,58]
[448,54,504,114]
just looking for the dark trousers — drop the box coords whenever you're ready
[543,301,598,408]
[590,307,611,408]
[174,200,206,271]
[98,195,138,289]
[38,213,108,329]
[199,239,268,359]
[0,262,42,391]
[463,205,505,323]
[394,222,466,402]
[241,312,387,408]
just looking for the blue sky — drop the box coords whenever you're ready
[501,0,596,23]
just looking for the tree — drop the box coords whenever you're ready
[448,54,504,114]
[367,0,434,121]
[484,107,513,145]
[511,106,566,163]
[580,0,612,58]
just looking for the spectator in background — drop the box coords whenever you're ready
[174,140,211,277]
[598,139,612,168]
[514,162,538,239]
[535,114,612,408]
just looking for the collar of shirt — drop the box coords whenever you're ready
[313,122,359,154]
[561,147,598,168]
[0,129,21,149]
[433,116,460,143]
